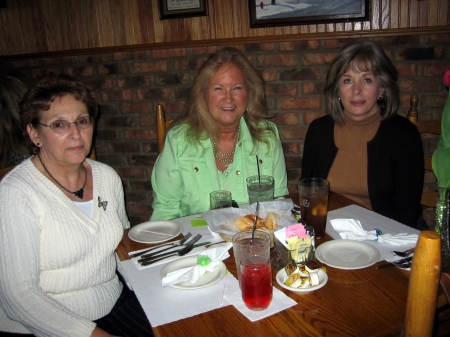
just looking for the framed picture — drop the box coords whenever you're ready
[159,0,208,20]
[249,0,369,28]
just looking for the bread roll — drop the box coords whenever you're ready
[265,212,280,230]
[235,214,265,231]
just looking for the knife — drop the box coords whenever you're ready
[376,256,413,269]
[138,241,208,263]
[140,241,207,266]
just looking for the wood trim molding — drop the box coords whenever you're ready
[1,26,449,61]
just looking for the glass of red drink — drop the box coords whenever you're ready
[298,178,329,239]
[240,255,273,310]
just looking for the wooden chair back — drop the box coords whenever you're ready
[407,94,441,207]
[404,230,441,336]
[156,104,174,153]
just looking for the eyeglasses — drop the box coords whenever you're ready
[37,116,95,134]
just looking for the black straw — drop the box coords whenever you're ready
[256,155,261,188]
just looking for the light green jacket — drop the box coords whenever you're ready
[150,118,289,220]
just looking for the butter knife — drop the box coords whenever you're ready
[376,256,413,269]
[140,241,206,266]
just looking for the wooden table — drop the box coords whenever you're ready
[117,192,409,337]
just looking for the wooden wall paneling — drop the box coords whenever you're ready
[409,0,418,28]
[80,1,99,49]
[381,0,390,29]
[58,0,72,51]
[30,1,49,53]
[437,0,449,26]
[151,0,172,43]
[136,0,154,44]
[41,0,59,51]
[124,0,140,45]
[94,0,114,47]
[184,16,210,41]
[429,0,438,25]
[371,0,381,30]
[1,4,21,55]
[399,0,409,28]
[110,0,126,47]
[417,0,428,27]
[67,0,84,50]
[390,0,400,29]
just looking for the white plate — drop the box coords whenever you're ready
[159,256,227,289]
[315,240,381,270]
[128,220,182,244]
[276,268,328,293]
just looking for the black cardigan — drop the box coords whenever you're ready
[301,114,424,228]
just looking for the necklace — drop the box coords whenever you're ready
[37,153,87,199]
[210,124,241,163]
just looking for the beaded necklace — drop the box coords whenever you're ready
[210,124,241,164]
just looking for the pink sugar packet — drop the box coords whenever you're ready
[286,224,309,239]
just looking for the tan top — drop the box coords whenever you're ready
[327,113,381,209]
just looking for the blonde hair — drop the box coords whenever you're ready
[324,41,399,125]
[175,46,276,148]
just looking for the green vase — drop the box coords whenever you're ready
[435,187,450,273]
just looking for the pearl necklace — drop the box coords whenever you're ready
[37,154,87,199]
[210,125,241,163]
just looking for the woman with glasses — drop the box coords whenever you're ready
[0,74,153,337]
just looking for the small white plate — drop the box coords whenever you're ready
[315,240,381,270]
[276,268,328,293]
[128,220,182,244]
[159,256,227,289]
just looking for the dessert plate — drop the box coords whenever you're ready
[160,256,227,289]
[315,240,381,269]
[276,268,328,293]
[128,220,182,244]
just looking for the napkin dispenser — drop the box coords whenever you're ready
[274,226,315,265]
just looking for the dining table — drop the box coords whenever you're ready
[116,192,414,337]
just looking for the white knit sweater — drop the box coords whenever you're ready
[0,158,130,336]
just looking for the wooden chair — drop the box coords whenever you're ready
[407,94,441,207]
[156,104,174,153]
[404,230,441,336]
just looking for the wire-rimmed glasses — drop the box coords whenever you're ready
[37,116,95,134]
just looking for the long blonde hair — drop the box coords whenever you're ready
[175,46,276,148]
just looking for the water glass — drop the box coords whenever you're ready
[240,255,273,311]
[209,190,232,209]
[298,178,329,239]
[232,230,270,283]
[246,175,274,204]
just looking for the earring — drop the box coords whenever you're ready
[378,95,384,101]
[36,142,40,146]
[338,97,341,101]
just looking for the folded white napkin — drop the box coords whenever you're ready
[162,242,233,286]
[224,286,297,322]
[330,219,418,246]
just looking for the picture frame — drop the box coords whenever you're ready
[248,0,369,28]
[159,0,208,20]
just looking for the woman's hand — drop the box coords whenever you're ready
[91,327,121,337]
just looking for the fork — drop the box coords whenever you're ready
[391,247,415,257]
[138,234,202,265]
[129,232,192,258]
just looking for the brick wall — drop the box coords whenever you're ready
[2,34,449,226]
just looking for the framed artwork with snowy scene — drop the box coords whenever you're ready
[248,0,369,28]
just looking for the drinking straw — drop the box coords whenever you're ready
[256,155,261,189]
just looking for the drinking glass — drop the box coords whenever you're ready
[298,178,329,239]
[232,230,270,283]
[209,190,232,209]
[246,175,274,204]
[240,255,273,310]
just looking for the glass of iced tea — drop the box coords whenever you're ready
[240,255,273,311]
[298,178,329,239]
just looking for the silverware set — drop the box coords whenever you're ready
[129,232,193,258]
[136,234,204,266]
[376,248,415,269]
